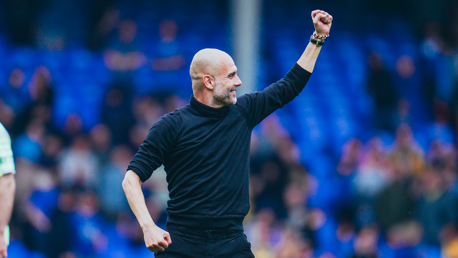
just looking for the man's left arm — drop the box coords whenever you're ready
[237,10,332,127]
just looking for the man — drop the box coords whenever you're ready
[0,123,16,258]
[123,10,332,257]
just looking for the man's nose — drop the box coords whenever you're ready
[235,75,242,86]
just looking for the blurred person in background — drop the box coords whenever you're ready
[0,123,16,258]
[59,135,98,188]
[123,10,333,257]
[102,87,135,146]
[389,124,425,178]
[104,19,145,73]
[150,20,186,72]
[103,19,144,145]
[86,7,120,50]
[147,19,189,96]
[351,226,379,258]
[97,145,132,220]
[72,190,108,258]
[367,51,397,133]
[382,222,423,257]
[22,169,58,255]
[11,66,54,137]
[1,68,27,117]
[374,161,415,234]
[246,209,279,257]
[352,138,389,228]
[416,165,457,246]
[12,119,45,164]
[374,126,419,234]
[45,188,76,258]
[337,139,362,176]
[89,124,113,168]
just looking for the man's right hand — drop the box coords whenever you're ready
[143,224,172,252]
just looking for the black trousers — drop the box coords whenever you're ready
[155,224,255,258]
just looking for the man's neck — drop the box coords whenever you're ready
[193,92,224,108]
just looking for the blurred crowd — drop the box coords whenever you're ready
[2,64,187,258]
[1,0,458,258]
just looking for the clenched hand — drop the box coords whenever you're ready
[143,224,172,252]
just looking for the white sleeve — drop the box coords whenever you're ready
[0,123,15,176]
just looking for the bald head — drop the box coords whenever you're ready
[190,48,233,91]
[189,48,242,108]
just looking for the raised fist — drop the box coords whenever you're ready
[311,10,333,36]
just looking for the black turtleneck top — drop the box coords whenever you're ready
[127,63,311,230]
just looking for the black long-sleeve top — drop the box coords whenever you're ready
[127,63,312,230]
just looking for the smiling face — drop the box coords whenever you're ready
[212,57,242,106]
[190,48,243,108]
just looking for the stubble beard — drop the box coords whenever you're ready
[213,81,237,106]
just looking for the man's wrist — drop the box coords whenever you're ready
[312,31,329,40]
[140,221,156,231]
[309,35,325,47]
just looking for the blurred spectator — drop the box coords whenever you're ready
[1,68,28,114]
[396,55,416,81]
[102,88,135,145]
[147,19,189,96]
[351,226,379,258]
[23,170,58,254]
[355,139,389,198]
[416,167,457,246]
[131,96,164,127]
[104,19,145,73]
[62,113,84,142]
[40,134,64,170]
[128,123,150,149]
[250,116,296,219]
[367,52,397,133]
[353,139,389,227]
[150,20,186,72]
[87,7,120,50]
[276,229,309,258]
[103,19,144,130]
[45,189,76,258]
[337,139,362,176]
[89,124,112,167]
[97,145,132,220]
[255,159,288,219]
[375,162,415,233]
[0,101,15,130]
[284,181,308,230]
[383,222,423,257]
[336,139,361,230]
[442,227,458,258]
[420,22,445,108]
[422,100,455,145]
[246,209,280,257]
[72,191,108,258]
[12,66,54,137]
[390,124,425,177]
[59,135,98,188]
[13,120,45,163]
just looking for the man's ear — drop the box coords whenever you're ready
[203,75,215,90]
